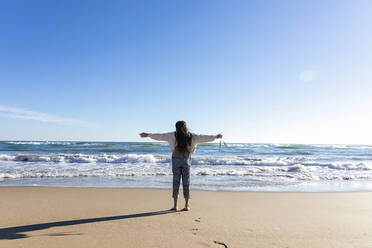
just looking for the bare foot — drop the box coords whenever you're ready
[182,207,190,211]
[170,207,177,211]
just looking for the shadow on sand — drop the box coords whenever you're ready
[0,210,173,240]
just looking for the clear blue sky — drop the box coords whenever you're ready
[1,0,371,144]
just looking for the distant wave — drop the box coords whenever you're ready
[272,143,372,150]
[6,141,76,145]
[2,141,372,152]
[4,141,111,146]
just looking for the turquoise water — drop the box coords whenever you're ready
[1,141,372,192]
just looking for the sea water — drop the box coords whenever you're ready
[1,141,372,192]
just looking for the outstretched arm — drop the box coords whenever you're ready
[139,132,173,142]
[193,133,223,143]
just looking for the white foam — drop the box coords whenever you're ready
[0,153,162,164]
[1,153,371,172]
[1,151,372,190]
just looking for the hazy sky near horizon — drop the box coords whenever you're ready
[1,0,372,144]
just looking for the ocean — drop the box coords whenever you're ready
[1,141,372,192]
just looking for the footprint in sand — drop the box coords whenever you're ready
[192,218,201,235]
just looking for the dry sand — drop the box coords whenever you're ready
[0,187,371,248]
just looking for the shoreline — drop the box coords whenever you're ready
[1,184,372,193]
[1,186,372,247]
[0,178,372,193]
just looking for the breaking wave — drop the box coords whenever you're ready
[1,141,372,191]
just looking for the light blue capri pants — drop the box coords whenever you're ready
[171,151,191,198]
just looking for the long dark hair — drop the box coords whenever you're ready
[175,121,192,155]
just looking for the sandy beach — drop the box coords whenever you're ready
[1,187,372,247]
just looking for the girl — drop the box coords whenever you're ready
[140,121,222,211]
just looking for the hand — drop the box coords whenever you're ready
[216,134,223,139]
[140,132,149,138]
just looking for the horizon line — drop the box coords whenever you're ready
[1,139,371,146]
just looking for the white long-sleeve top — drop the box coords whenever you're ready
[148,132,217,153]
